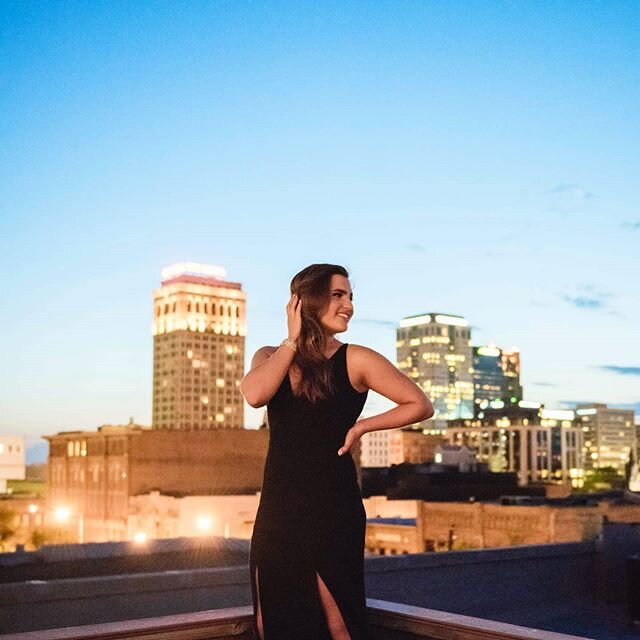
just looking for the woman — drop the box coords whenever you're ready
[241,264,434,640]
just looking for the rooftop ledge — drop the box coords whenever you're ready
[0,600,592,640]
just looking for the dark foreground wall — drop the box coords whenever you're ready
[0,537,250,584]
[365,542,599,636]
[0,541,597,635]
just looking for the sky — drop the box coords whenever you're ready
[1,1,639,456]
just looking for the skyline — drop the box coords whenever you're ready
[1,2,639,448]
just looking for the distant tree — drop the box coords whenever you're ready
[582,466,626,491]
[30,528,51,550]
[26,463,48,482]
[0,507,18,551]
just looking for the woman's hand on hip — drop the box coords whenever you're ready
[338,423,365,456]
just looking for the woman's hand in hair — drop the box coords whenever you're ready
[286,293,302,341]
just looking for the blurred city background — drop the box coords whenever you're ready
[1,2,639,639]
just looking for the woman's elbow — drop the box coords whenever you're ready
[240,380,264,409]
[242,392,265,409]
[420,396,435,421]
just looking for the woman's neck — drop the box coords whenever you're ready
[322,335,341,354]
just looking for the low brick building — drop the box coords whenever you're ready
[364,496,640,555]
[45,423,268,542]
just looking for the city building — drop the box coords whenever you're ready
[447,403,584,487]
[575,403,636,475]
[45,423,268,542]
[152,262,246,430]
[433,444,477,471]
[365,496,639,556]
[360,428,445,467]
[366,463,532,502]
[0,435,25,493]
[128,491,260,541]
[397,313,473,426]
[472,345,523,416]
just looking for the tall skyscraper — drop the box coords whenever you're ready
[472,345,523,416]
[575,403,636,475]
[397,313,473,423]
[152,262,246,430]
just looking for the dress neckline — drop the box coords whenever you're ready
[286,343,347,396]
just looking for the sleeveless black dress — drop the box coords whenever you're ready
[249,343,369,639]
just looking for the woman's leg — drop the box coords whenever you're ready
[316,572,351,640]
[254,565,264,640]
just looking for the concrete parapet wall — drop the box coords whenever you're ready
[0,541,598,635]
[0,564,252,634]
[364,541,599,635]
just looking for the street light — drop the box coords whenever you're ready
[54,506,70,523]
[195,515,214,534]
[52,506,84,543]
[133,532,147,544]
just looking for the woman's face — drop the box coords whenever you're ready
[318,274,353,335]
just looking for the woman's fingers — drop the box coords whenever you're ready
[338,428,356,456]
[287,294,302,341]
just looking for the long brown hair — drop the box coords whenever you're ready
[290,263,349,402]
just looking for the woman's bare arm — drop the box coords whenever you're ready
[240,293,302,408]
[338,345,434,455]
[240,345,295,407]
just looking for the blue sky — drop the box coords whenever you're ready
[1,1,638,451]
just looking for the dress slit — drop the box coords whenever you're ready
[316,570,352,640]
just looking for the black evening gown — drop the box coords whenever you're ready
[250,343,369,639]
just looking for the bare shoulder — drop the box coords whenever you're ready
[346,343,388,364]
[347,343,395,382]
[346,343,398,390]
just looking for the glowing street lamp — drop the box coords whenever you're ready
[195,515,213,534]
[51,506,84,542]
[133,532,147,544]
[54,506,70,522]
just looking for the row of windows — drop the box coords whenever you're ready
[60,439,126,458]
[155,301,241,317]
[156,335,243,345]
[0,442,21,454]
[154,420,241,429]
[400,327,471,339]
[154,379,241,391]
[154,389,238,398]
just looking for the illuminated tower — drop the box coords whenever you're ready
[152,262,247,430]
[501,348,522,404]
[575,403,635,474]
[397,313,474,424]
[472,345,523,415]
